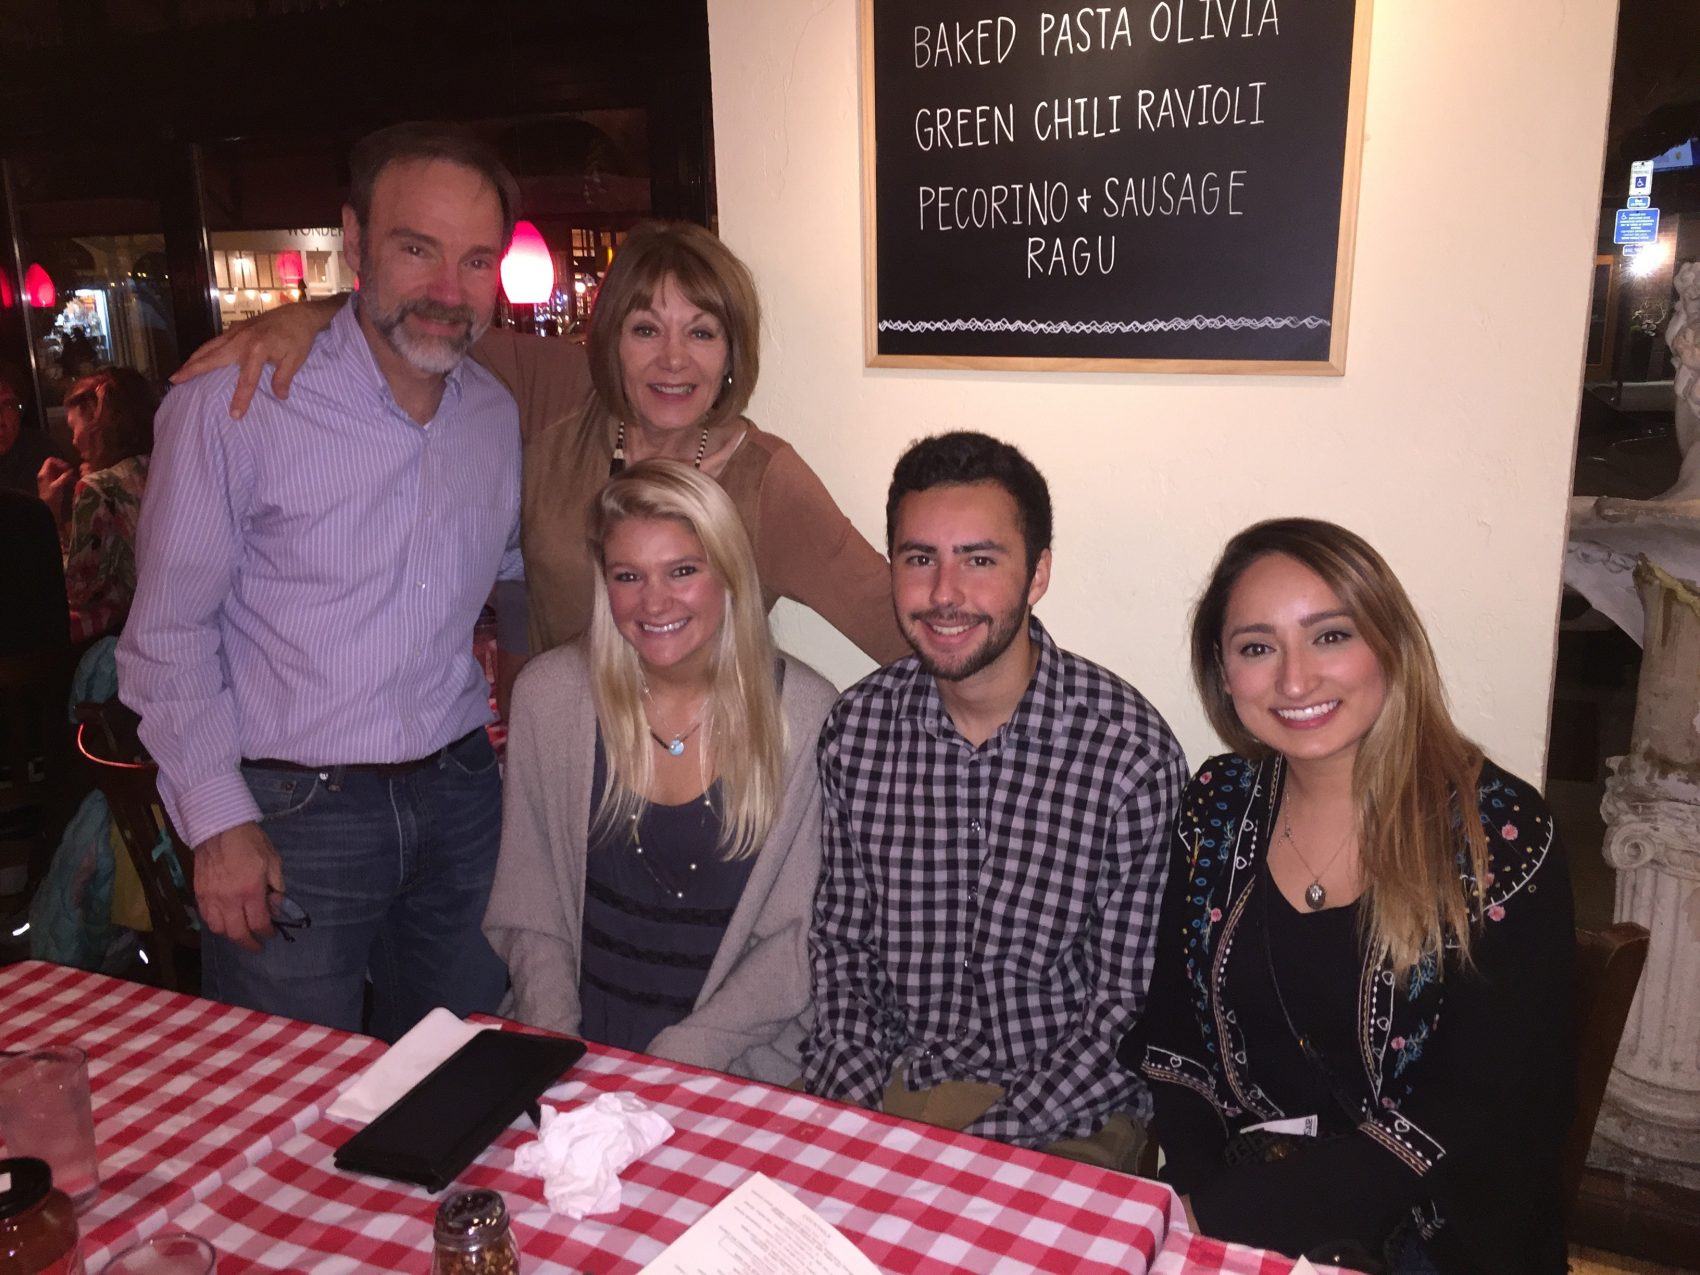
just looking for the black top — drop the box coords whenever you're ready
[0,428,59,497]
[578,734,752,1054]
[1127,754,1574,1274]
[1230,885,1365,1134]
[0,490,69,656]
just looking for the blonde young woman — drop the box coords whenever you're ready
[482,460,836,1082]
[1128,519,1573,1275]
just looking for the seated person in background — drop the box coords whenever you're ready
[1129,518,1573,1274]
[483,460,837,1083]
[802,431,1186,1168]
[0,364,64,498]
[0,491,69,656]
[36,367,154,642]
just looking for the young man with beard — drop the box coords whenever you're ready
[118,123,522,1039]
[802,431,1185,1166]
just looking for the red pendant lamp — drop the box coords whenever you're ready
[24,263,55,309]
[500,221,554,305]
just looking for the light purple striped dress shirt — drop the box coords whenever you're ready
[117,301,523,848]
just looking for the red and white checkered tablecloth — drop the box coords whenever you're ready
[1151,1233,1332,1275]
[168,1045,1191,1273]
[0,960,383,1269]
[1,961,1317,1273]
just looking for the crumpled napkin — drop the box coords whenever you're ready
[512,1093,674,1218]
[328,1007,488,1123]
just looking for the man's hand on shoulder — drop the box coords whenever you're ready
[170,296,344,419]
[193,821,285,951]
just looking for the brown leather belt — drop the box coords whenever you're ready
[242,728,483,777]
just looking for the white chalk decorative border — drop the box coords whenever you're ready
[878,315,1330,335]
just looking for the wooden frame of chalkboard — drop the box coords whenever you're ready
[860,0,1374,374]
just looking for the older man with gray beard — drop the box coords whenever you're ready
[119,122,522,1039]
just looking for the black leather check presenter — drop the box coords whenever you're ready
[334,1030,587,1192]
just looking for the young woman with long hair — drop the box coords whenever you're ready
[483,460,837,1081]
[1128,518,1573,1274]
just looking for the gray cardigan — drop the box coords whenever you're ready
[482,642,837,1083]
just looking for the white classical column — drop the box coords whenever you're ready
[1592,560,1700,1189]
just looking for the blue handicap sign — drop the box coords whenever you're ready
[1627,195,1651,210]
[1614,208,1660,244]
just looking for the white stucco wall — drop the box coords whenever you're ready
[706,0,1619,779]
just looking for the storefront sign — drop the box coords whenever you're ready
[860,0,1373,372]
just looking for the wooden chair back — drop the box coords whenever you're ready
[74,701,200,993]
[1564,922,1650,1220]
[0,647,77,913]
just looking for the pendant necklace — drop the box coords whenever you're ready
[610,422,711,476]
[643,685,706,757]
[648,722,702,757]
[1279,802,1351,911]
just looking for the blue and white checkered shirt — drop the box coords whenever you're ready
[803,619,1186,1147]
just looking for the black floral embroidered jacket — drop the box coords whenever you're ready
[1129,753,1574,1274]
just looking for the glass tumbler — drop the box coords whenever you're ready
[99,1232,217,1274]
[0,1046,100,1209]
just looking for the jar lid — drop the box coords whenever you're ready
[0,1158,51,1220]
[434,1188,509,1243]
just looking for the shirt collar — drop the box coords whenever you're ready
[333,297,467,417]
[899,616,1064,745]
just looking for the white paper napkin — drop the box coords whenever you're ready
[327,1007,489,1124]
[512,1094,674,1218]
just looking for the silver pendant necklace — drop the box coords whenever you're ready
[648,724,701,757]
[1279,804,1350,911]
[642,685,706,757]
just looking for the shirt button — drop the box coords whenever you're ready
[418,580,427,590]
[969,819,982,833]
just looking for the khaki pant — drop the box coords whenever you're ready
[880,1066,1149,1173]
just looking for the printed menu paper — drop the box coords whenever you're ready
[638,1171,879,1275]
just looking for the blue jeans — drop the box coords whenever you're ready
[203,730,508,1042]
[1389,1229,1443,1275]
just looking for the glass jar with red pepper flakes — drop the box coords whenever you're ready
[0,1157,83,1275]
[431,1188,519,1275]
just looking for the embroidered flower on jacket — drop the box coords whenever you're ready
[1500,822,1517,840]
[1488,904,1506,921]
[1210,907,1223,922]
[1200,771,1212,785]
[1391,1023,1430,1077]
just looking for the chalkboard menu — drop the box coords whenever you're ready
[860,0,1372,373]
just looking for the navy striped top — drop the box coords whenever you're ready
[578,735,753,1053]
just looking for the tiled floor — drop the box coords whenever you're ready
[1571,1247,1698,1275]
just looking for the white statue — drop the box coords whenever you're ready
[1565,260,1700,637]
[1565,259,1700,1190]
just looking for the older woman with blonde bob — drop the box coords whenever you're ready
[1126,518,1573,1274]
[483,460,836,1081]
